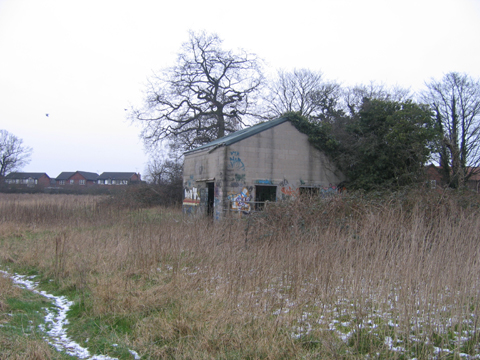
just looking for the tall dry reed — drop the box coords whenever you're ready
[0,190,479,358]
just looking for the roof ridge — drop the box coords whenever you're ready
[184,117,289,155]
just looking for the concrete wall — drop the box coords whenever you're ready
[183,121,345,219]
[183,142,225,219]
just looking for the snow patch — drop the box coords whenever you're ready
[1,270,140,360]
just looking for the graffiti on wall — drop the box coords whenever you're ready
[320,184,338,196]
[229,151,245,171]
[231,173,247,188]
[186,175,194,188]
[235,173,246,182]
[228,187,252,213]
[278,181,343,200]
[183,187,200,206]
[279,179,296,199]
[281,184,298,198]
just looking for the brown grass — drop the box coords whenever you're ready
[0,337,56,360]
[0,190,479,358]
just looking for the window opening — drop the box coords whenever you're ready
[299,187,319,198]
[255,185,277,210]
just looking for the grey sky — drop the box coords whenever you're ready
[1,0,479,178]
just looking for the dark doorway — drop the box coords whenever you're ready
[255,185,277,210]
[207,182,215,216]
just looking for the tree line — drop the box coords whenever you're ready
[3,31,479,201]
[132,31,480,191]
[131,31,477,191]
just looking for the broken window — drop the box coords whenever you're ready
[255,186,277,210]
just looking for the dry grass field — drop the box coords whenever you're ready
[0,190,480,359]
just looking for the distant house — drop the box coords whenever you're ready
[426,164,480,191]
[97,172,141,185]
[425,164,442,189]
[4,172,51,188]
[467,170,480,192]
[55,171,99,186]
[182,116,345,219]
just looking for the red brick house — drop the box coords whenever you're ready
[466,170,480,192]
[425,164,480,191]
[55,171,99,186]
[97,172,141,185]
[4,172,51,188]
[425,164,443,189]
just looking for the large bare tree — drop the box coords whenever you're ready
[262,68,342,123]
[133,31,264,151]
[0,130,32,177]
[422,72,480,188]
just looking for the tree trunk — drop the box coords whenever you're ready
[217,112,225,139]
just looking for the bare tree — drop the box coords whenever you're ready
[262,68,342,122]
[143,144,184,205]
[343,82,412,117]
[422,72,480,188]
[133,31,264,151]
[146,144,183,186]
[0,130,32,177]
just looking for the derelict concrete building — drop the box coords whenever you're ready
[182,117,345,219]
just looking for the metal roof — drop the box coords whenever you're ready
[184,116,289,155]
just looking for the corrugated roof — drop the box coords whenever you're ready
[184,116,289,155]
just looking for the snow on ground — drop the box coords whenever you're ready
[3,265,480,359]
[0,270,141,360]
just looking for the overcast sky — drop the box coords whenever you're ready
[1,0,479,178]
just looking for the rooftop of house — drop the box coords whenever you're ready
[426,164,480,181]
[183,116,289,155]
[55,171,99,181]
[97,172,138,180]
[5,172,49,179]
[55,172,75,180]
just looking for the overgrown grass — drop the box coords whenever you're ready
[0,189,480,358]
[0,273,72,359]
